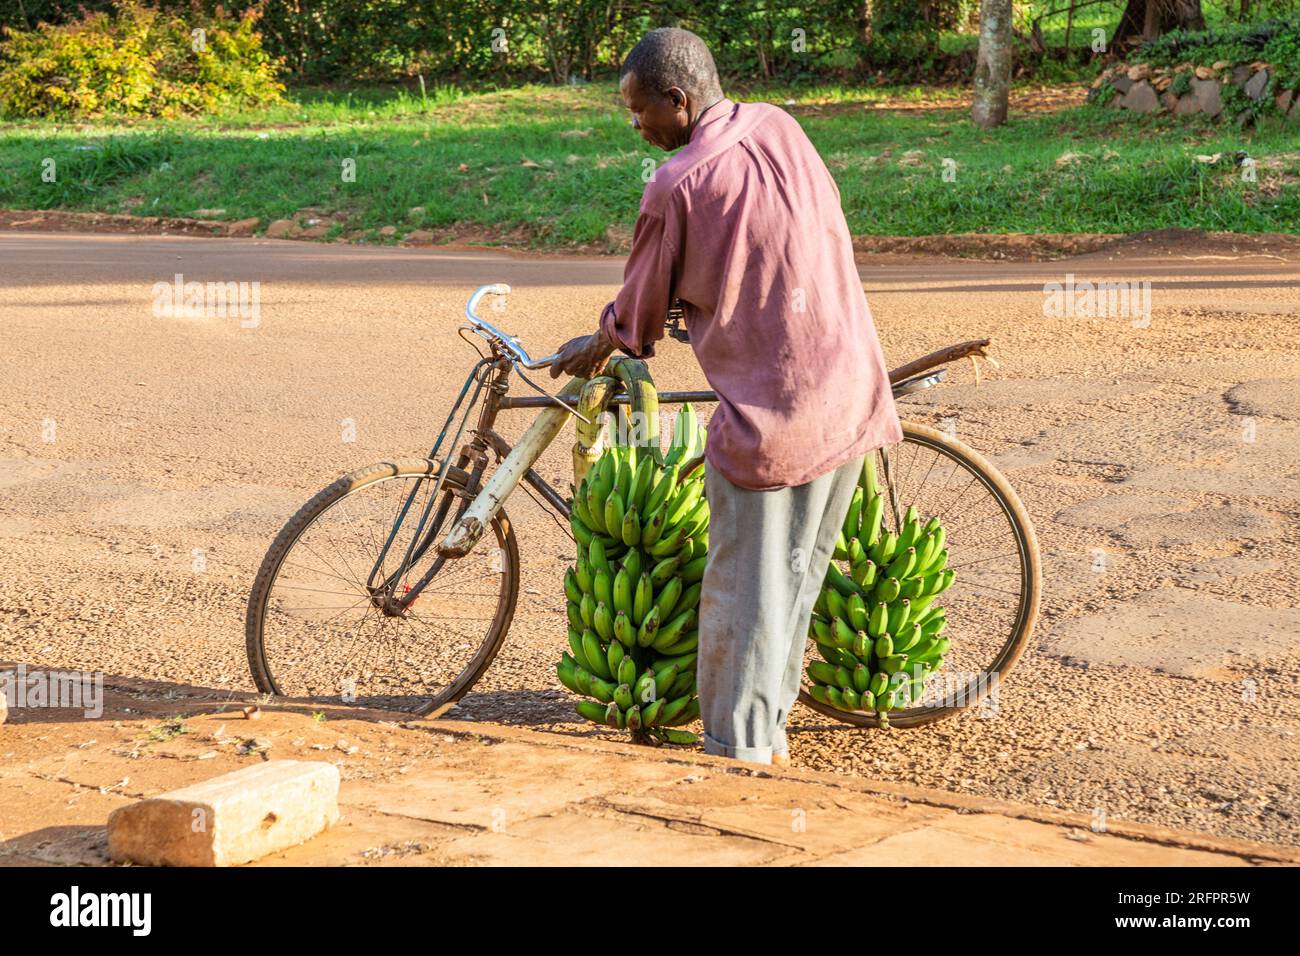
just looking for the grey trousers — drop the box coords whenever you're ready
[697,454,865,764]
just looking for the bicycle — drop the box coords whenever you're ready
[246,284,1041,729]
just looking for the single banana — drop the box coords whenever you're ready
[621,547,642,584]
[676,580,703,616]
[575,555,593,595]
[620,504,642,547]
[607,639,625,676]
[639,504,668,548]
[659,650,697,672]
[612,568,633,616]
[613,609,635,648]
[885,546,916,581]
[867,601,888,638]
[681,555,708,583]
[851,558,878,590]
[603,490,625,544]
[575,700,608,724]
[874,576,901,603]
[650,553,683,587]
[861,493,884,547]
[653,575,683,621]
[636,605,661,647]
[556,659,580,694]
[658,695,690,725]
[667,670,695,699]
[643,463,680,517]
[808,661,839,686]
[588,675,616,704]
[826,561,860,598]
[879,654,909,675]
[853,663,871,694]
[894,622,923,653]
[633,572,654,627]
[583,630,611,680]
[847,592,868,632]
[593,602,614,643]
[653,663,678,698]
[832,616,856,649]
[633,669,656,704]
[593,568,613,609]
[843,486,864,540]
[824,587,846,622]
[588,537,609,578]
[888,598,911,634]
[630,454,656,512]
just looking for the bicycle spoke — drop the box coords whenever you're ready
[255,465,514,717]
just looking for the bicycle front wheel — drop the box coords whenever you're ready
[798,421,1041,729]
[246,458,519,717]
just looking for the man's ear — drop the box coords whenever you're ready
[667,87,688,112]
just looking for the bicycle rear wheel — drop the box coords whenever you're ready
[798,421,1040,728]
[246,458,519,717]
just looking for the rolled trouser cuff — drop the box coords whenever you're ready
[702,730,773,765]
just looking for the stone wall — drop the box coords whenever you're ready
[1089,60,1298,122]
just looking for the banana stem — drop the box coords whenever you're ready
[572,376,616,489]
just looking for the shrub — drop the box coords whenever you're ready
[0,1,284,118]
[1136,18,1300,79]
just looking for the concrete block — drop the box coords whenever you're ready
[107,760,339,866]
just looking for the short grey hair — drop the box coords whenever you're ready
[620,27,723,102]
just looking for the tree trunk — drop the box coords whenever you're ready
[971,0,1012,129]
[1111,0,1206,51]
[856,1,875,45]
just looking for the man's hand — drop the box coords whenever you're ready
[550,328,617,379]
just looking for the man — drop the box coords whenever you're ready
[550,27,902,766]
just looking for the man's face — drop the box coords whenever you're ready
[620,72,690,151]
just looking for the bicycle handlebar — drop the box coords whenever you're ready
[464,284,561,370]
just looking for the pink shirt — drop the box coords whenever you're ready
[600,97,903,490]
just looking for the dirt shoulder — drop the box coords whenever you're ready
[2,676,1294,867]
[3,208,1298,263]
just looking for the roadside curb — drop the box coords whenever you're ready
[412,717,1300,865]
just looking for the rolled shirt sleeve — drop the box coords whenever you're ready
[599,208,679,360]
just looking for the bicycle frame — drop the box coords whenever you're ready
[366,286,993,612]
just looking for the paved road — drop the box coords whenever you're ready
[2,231,1298,846]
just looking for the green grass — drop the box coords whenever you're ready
[1,82,1296,243]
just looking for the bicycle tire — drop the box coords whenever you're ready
[246,458,520,717]
[797,421,1041,729]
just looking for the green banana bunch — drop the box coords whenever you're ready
[559,404,710,746]
[804,454,957,728]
